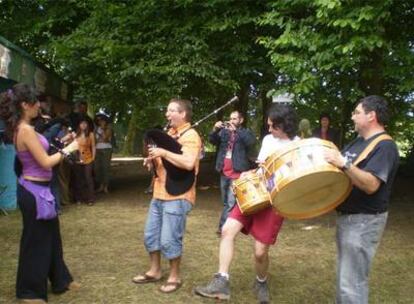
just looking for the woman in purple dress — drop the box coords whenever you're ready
[0,83,80,303]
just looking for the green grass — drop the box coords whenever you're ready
[0,162,413,303]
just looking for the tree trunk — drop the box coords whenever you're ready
[339,88,354,148]
[238,83,250,126]
[260,90,271,140]
[122,109,139,155]
[359,49,385,95]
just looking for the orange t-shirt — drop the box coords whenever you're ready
[152,123,202,205]
[77,133,94,164]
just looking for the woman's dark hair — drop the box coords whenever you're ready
[76,114,91,136]
[0,83,38,142]
[267,104,298,139]
[319,112,331,122]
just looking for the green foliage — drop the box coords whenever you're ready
[258,0,414,148]
[1,0,276,153]
[1,0,413,152]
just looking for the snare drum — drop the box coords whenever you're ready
[262,138,351,219]
[232,171,272,215]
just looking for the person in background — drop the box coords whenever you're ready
[208,111,256,235]
[0,83,80,303]
[298,118,312,139]
[68,101,94,132]
[324,95,399,304]
[73,115,96,205]
[94,113,113,194]
[312,112,340,147]
[56,122,76,206]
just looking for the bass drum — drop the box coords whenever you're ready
[262,138,351,219]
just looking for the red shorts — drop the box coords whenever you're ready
[228,204,284,245]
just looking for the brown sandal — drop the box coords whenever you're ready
[159,281,182,293]
[132,273,162,284]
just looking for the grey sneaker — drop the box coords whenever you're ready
[194,273,230,300]
[254,279,270,304]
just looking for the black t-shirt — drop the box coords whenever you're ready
[337,132,400,214]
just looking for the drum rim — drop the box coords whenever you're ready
[261,138,338,173]
[237,200,272,215]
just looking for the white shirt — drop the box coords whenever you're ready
[257,134,300,163]
[95,127,112,150]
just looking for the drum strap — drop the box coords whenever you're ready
[353,134,393,166]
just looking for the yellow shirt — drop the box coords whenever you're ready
[152,123,202,205]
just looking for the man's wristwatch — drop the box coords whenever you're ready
[342,157,352,171]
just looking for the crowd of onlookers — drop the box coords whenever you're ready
[35,100,114,210]
[298,112,340,146]
[34,98,341,210]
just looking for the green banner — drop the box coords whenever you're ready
[0,36,70,101]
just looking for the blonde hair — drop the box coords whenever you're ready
[298,118,312,138]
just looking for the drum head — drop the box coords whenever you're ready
[273,171,351,219]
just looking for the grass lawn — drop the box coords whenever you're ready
[0,160,413,303]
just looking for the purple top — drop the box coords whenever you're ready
[17,133,52,180]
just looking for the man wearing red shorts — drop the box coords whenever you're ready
[195,104,299,303]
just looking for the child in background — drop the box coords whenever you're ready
[73,115,96,205]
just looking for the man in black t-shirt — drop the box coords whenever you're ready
[324,95,399,304]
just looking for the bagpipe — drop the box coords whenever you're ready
[144,96,239,196]
[49,136,79,165]
[48,127,81,165]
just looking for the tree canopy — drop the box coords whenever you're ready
[258,0,414,146]
[1,0,413,153]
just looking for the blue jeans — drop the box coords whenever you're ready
[144,199,192,260]
[218,175,236,231]
[336,212,388,304]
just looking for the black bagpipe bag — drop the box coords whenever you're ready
[144,129,195,196]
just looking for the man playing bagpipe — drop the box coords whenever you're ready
[132,98,202,293]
